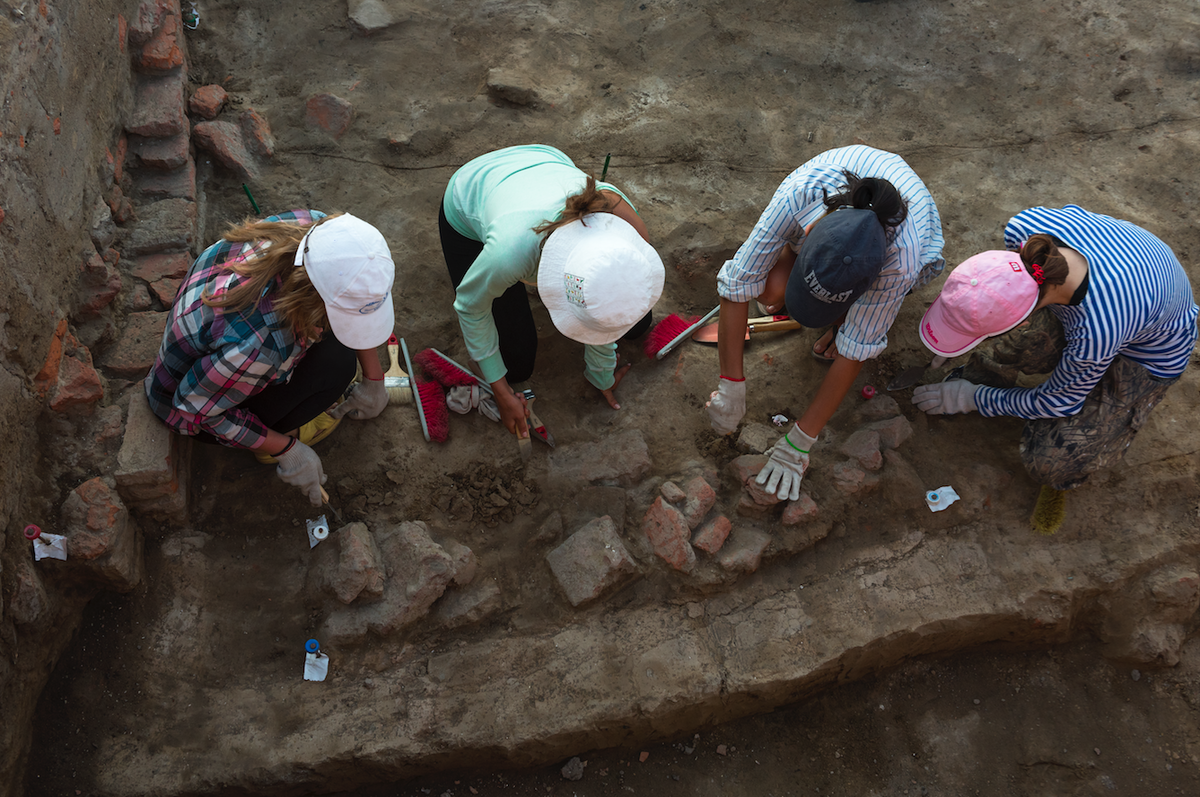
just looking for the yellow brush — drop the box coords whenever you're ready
[384,333,413,405]
[1031,485,1067,535]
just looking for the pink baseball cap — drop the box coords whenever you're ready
[919,250,1039,357]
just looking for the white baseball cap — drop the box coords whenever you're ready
[294,214,396,349]
[537,213,664,345]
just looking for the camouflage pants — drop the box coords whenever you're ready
[965,311,1179,490]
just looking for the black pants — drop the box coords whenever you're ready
[196,335,357,445]
[438,201,651,384]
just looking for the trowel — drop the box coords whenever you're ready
[886,355,948,391]
[691,314,802,344]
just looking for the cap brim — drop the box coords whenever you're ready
[919,290,1039,358]
[327,290,395,350]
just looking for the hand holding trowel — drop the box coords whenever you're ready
[691,314,802,344]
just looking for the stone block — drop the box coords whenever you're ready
[548,429,651,487]
[840,429,882,472]
[9,558,49,626]
[431,578,502,629]
[831,460,881,496]
[60,477,143,592]
[326,523,386,604]
[736,491,776,520]
[127,73,186,138]
[867,415,913,450]
[858,394,901,420]
[444,538,477,586]
[240,109,275,158]
[193,120,258,181]
[131,131,190,170]
[49,350,104,413]
[781,493,819,526]
[692,515,731,554]
[137,11,184,73]
[131,251,192,282]
[150,278,181,306]
[128,0,173,46]
[189,84,227,119]
[642,497,695,573]
[116,391,176,496]
[660,481,686,504]
[102,311,167,376]
[681,476,716,529]
[736,421,778,454]
[137,156,197,201]
[79,250,123,317]
[717,528,772,573]
[305,93,354,138]
[125,198,196,254]
[546,516,638,606]
[349,0,396,34]
[90,198,117,249]
[320,521,456,643]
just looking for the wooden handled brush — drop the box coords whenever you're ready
[384,333,413,405]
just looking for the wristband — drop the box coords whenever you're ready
[784,426,811,454]
[365,375,384,381]
[274,436,297,457]
[720,375,746,382]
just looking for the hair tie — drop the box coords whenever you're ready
[1031,264,1045,285]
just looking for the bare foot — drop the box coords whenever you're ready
[812,327,839,361]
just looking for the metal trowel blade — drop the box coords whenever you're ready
[886,365,926,391]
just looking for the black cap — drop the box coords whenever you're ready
[784,208,886,328]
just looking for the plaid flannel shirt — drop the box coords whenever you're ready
[143,210,324,448]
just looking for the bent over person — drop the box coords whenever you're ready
[913,205,1199,530]
[146,210,397,506]
[439,144,664,438]
[707,145,944,501]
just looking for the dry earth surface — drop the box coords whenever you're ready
[10,0,1200,795]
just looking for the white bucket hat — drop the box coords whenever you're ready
[294,214,396,349]
[537,213,665,345]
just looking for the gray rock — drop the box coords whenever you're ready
[547,516,638,606]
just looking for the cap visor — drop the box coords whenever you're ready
[328,291,395,350]
[918,300,986,358]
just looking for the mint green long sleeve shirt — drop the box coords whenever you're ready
[443,144,634,390]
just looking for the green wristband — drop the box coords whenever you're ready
[784,433,810,455]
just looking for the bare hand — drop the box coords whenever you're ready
[496,387,530,437]
[600,362,633,409]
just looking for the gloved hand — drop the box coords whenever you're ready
[756,424,816,502]
[706,377,746,435]
[912,379,981,415]
[329,378,388,420]
[446,385,501,422]
[276,440,327,506]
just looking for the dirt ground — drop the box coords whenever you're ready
[23,0,1200,794]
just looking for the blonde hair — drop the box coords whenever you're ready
[203,213,344,340]
[533,177,615,241]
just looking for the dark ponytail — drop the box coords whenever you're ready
[1016,234,1070,300]
[822,170,908,235]
[533,177,614,239]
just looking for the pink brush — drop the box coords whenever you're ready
[414,348,482,388]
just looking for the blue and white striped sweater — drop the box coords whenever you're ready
[975,205,1198,419]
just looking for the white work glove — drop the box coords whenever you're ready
[445,385,501,422]
[276,440,327,506]
[756,424,816,502]
[329,378,387,420]
[912,380,981,415]
[706,377,746,435]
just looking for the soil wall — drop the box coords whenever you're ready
[0,1,134,792]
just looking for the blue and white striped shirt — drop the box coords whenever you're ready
[976,205,1199,419]
[716,145,945,362]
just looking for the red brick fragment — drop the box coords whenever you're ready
[188,84,227,119]
[305,93,354,138]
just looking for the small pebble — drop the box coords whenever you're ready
[639,751,649,763]
[973,698,980,705]
[1131,669,1141,681]
[1094,747,1101,756]
[716,744,727,756]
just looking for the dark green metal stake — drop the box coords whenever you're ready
[601,153,611,181]
[242,184,261,215]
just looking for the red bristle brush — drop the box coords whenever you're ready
[399,337,448,443]
[415,378,449,443]
[414,348,486,390]
[644,305,720,359]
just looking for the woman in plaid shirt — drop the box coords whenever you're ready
[145,210,396,506]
